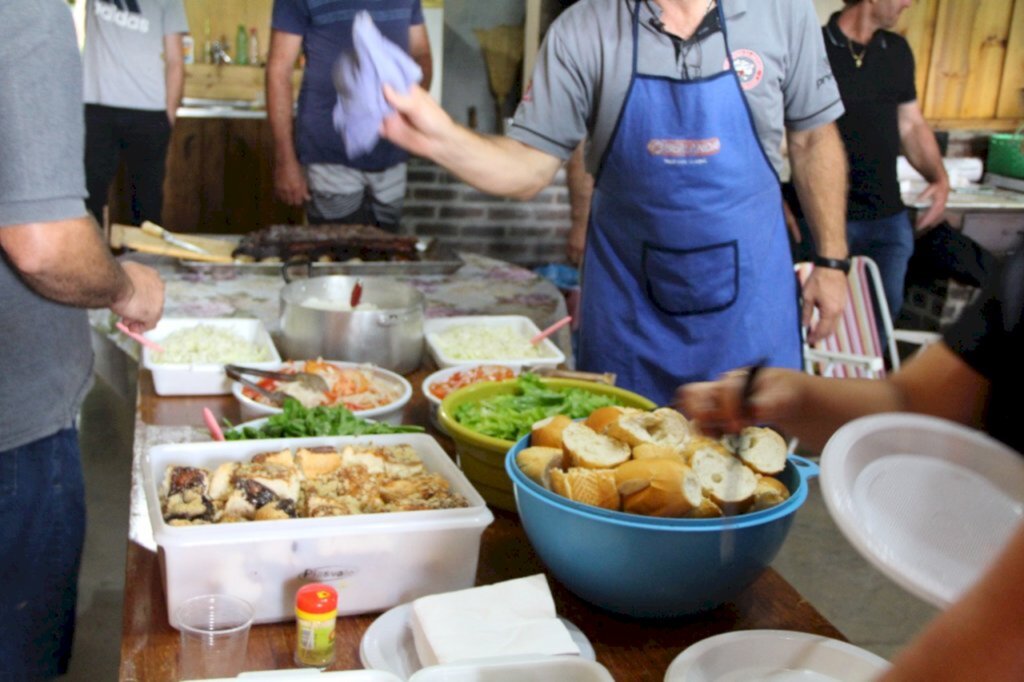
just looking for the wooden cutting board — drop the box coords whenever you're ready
[109,224,236,263]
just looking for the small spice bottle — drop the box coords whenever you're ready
[294,583,338,668]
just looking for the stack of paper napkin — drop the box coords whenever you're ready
[409,574,581,667]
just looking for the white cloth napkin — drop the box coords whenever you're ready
[331,11,422,158]
[409,574,581,667]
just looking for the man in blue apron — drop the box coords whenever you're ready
[382,0,849,405]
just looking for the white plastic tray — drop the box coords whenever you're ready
[144,434,493,627]
[664,629,890,681]
[820,413,1024,608]
[423,316,564,369]
[142,317,281,396]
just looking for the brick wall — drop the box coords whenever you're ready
[400,158,573,268]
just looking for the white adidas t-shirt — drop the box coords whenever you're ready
[82,0,189,110]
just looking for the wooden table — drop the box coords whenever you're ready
[119,368,845,681]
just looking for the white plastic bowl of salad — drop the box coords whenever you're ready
[421,364,520,433]
[141,317,281,396]
[231,359,412,424]
[424,315,565,369]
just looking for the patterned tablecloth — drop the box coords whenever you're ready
[90,251,573,362]
[95,252,572,549]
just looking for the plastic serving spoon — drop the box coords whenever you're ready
[530,315,572,346]
[203,408,225,441]
[116,321,165,354]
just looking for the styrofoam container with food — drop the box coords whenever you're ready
[232,360,413,423]
[421,364,520,432]
[424,315,565,369]
[143,433,493,628]
[142,317,281,396]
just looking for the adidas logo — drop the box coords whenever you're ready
[94,0,150,33]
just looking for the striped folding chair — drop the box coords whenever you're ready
[795,256,900,379]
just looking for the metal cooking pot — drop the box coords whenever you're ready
[279,275,424,374]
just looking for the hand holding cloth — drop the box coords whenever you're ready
[332,11,423,158]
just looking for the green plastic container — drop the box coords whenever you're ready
[987,128,1024,180]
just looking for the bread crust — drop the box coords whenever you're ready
[550,467,620,510]
[584,406,626,434]
[613,458,703,518]
[750,475,791,512]
[531,414,573,449]
[561,422,631,469]
[689,446,757,515]
[605,408,691,453]
[631,442,685,463]
[516,446,565,489]
[736,426,788,475]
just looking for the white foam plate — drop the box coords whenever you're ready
[664,630,890,682]
[359,602,595,680]
[820,413,1024,608]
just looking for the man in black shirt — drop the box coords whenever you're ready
[797,0,948,319]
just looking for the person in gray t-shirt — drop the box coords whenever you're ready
[82,0,188,225]
[380,0,851,405]
[0,1,165,676]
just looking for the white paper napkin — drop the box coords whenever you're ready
[409,574,581,667]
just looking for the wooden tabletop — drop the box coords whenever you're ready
[120,368,845,681]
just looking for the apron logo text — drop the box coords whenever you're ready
[647,137,721,158]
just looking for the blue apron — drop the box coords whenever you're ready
[577,0,801,406]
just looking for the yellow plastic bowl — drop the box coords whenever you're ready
[438,378,657,510]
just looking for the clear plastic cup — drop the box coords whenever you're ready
[176,594,254,680]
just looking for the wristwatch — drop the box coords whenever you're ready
[812,255,851,274]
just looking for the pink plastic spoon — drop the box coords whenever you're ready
[203,407,225,442]
[531,315,572,346]
[116,321,165,353]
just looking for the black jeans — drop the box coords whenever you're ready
[85,104,171,225]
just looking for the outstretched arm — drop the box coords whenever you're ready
[675,342,989,451]
[381,84,563,200]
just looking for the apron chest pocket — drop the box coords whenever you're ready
[642,240,739,316]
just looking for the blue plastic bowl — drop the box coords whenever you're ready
[505,435,819,617]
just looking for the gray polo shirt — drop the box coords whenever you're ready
[1,0,94,451]
[83,0,189,110]
[509,0,843,177]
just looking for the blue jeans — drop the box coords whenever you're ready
[846,211,915,319]
[0,429,85,681]
[794,211,914,319]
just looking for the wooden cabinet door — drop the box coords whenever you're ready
[161,118,303,234]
